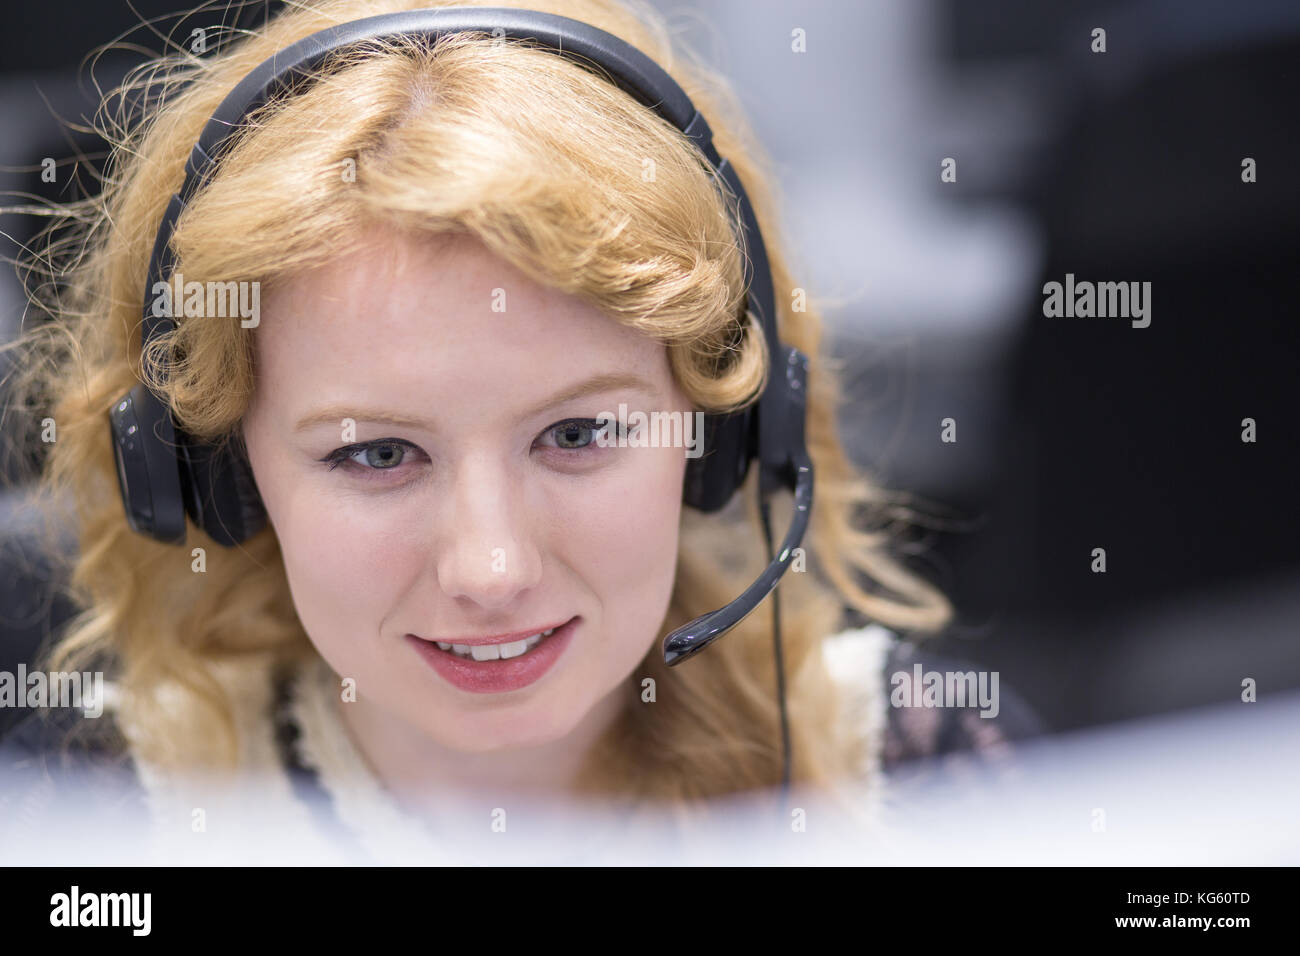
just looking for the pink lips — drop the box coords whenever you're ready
[406,616,580,694]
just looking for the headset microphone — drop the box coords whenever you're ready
[109,7,814,796]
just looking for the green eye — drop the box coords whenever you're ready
[553,422,597,448]
[320,439,421,473]
[360,442,406,468]
[541,418,626,450]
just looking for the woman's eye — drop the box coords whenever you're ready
[319,421,630,478]
[538,418,626,451]
[319,439,423,475]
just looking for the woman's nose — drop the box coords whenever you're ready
[434,460,543,609]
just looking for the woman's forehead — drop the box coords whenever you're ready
[249,228,676,418]
[261,228,627,343]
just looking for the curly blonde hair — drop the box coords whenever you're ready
[1,0,951,810]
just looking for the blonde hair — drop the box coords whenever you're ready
[2,0,951,810]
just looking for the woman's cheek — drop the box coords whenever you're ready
[574,447,685,600]
[277,495,413,639]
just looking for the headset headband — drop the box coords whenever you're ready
[148,8,777,388]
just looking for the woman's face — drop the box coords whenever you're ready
[241,227,692,756]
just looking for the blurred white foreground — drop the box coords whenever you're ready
[3,691,1296,865]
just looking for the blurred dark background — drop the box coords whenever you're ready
[1,0,1297,740]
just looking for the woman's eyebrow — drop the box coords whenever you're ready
[292,371,659,433]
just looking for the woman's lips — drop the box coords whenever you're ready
[415,619,573,646]
[406,616,580,694]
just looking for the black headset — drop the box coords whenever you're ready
[109,7,814,793]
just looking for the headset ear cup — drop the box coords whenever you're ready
[109,383,189,544]
[682,407,755,512]
[227,448,268,542]
[181,435,267,547]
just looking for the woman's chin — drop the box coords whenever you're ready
[416,709,575,755]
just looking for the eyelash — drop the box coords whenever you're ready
[317,418,633,477]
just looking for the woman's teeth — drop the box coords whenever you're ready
[436,627,557,661]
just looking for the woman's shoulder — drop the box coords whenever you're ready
[0,655,311,835]
[0,656,373,861]
[0,695,150,840]
[1,690,133,769]
[821,622,1046,772]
